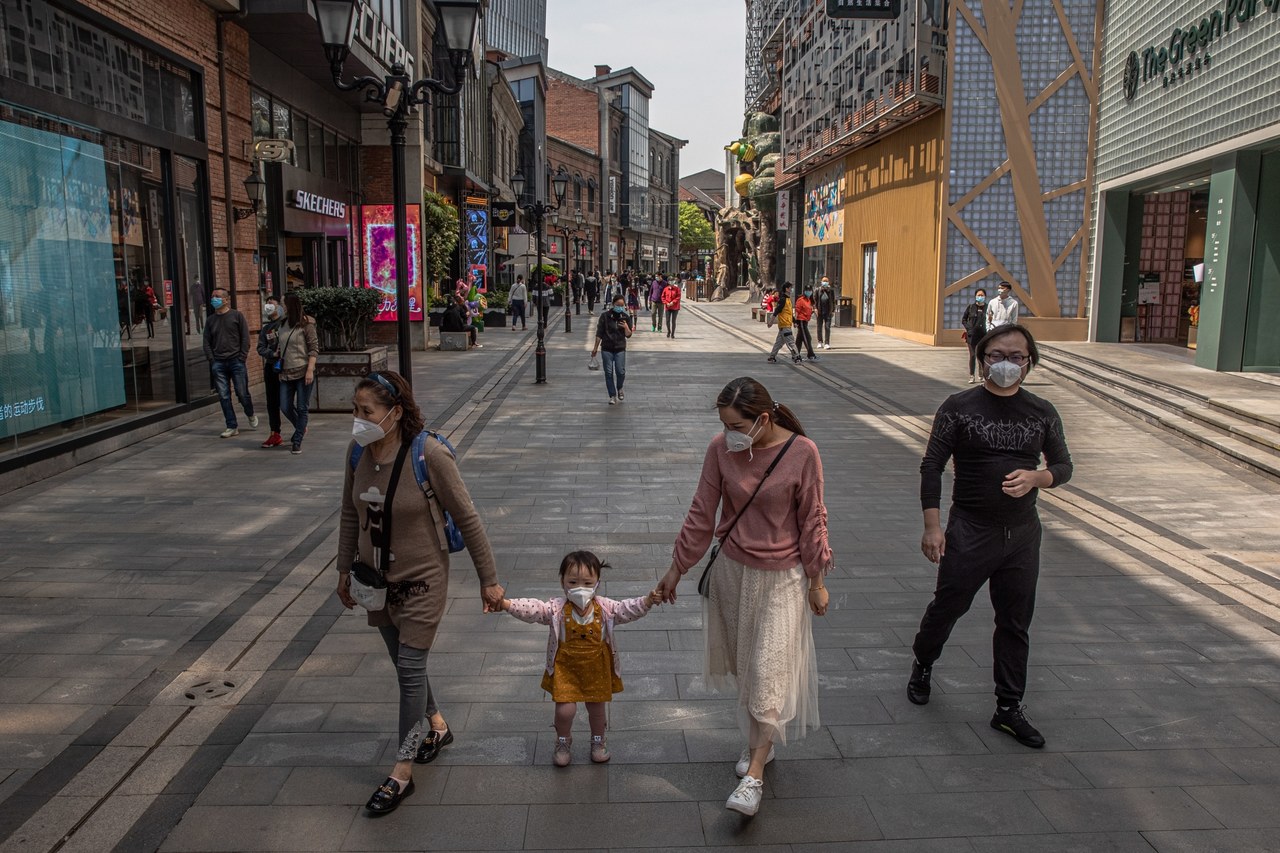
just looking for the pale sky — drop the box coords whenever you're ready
[546,0,746,178]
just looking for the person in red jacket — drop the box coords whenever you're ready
[793,285,818,360]
[661,277,683,338]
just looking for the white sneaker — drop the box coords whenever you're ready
[726,775,763,816]
[735,746,775,778]
[219,428,238,438]
[617,389,625,401]
[609,396,618,405]
[249,415,259,428]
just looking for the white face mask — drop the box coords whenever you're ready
[566,585,596,609]
[986,360,1025,388]
[263,305,278,321]
[352,409,395,447]
[724,415,764,454]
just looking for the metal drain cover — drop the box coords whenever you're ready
[183,679,237,702]
[154,670,262,707]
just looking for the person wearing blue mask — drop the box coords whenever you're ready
[202,287,257,438]
[591,295,634,405]
[961,287,988,383]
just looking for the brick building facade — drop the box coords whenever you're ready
[546,135,603,275]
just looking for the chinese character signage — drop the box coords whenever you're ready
[361,204,424,322]
[827,0,900,20]
[777,190,791,231]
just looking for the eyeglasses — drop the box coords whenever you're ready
[983,353,1030,366]
[366,372,400,399]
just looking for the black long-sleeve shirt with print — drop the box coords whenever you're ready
[920,385,1073,526]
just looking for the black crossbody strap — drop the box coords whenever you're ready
[379,442,411,576]
[718,432,798,549]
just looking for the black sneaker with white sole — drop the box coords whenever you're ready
[990,704,1045,748]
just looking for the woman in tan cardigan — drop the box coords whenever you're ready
[336,370,505,815]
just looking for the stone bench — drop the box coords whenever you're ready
[438,331,470,351]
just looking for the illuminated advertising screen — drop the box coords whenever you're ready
[361,205,423,322]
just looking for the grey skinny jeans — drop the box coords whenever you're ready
[378,624,439,761]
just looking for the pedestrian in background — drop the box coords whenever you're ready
[987,282,1019,330]
[626,281,641,327]
[908,324,1073,750]
[276,292,319,455]
[661,276,682,338]
[767,283,802,364]
[657,376,832,817]
[962,287,988,383]
[585,270,600,312]
[337,370,505,815]
[591,294,633,405]
[202,287,257,438]
[572,269,585,308]
[187,279,206,334]
[814,277,835,350]
[649,275,666,332]
[794,284,817,361]
[257,296,285,448]
[509,275,528,331]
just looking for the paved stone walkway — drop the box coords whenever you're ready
[1,301,1278,851]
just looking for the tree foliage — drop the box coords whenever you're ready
[422,190,459,291]
[679,202,715,253]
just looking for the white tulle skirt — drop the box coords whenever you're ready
[704,556,820,748]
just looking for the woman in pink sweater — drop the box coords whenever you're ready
[657,377,833,817]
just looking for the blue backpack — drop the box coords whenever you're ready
[350,430,466,553]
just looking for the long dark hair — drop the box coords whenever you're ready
[284,292,309,328]
[354,370,426,444]
[715,377,806,437]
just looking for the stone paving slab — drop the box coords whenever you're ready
[2,302,1280,849]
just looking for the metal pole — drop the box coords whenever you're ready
[389,109,413,386]
[535,209,547,383]
[564,229,573,333]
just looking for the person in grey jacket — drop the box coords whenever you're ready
[203,288,256,438]
[276,292,320,455]
[256,296,285,447]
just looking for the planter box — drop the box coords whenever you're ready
[312,347,389,412]
[439,332,469,351]
[1187,325,1198,350]
[551,292,565,307]
[428,309,445,328]
[484,309,508,328]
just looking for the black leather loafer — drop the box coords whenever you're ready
[907,659,932,706]
[365,777,414,815]
[414,727,453,764]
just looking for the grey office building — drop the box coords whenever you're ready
[488,0,548,61]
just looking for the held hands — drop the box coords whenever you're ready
[481,583,506,613]
[647,588,665,606]
[656,565,683,604]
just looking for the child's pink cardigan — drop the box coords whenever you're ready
[506,595,652,677]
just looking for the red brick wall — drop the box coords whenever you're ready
[547,76,601,155]
[84,0,259,381]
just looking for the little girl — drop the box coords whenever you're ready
[500,550,662,766]
[625,284,641,327]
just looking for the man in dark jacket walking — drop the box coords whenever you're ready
[814,277,836,349]
[203,288,256,438]
[256,296,285,447]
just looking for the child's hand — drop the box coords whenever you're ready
[648,589,664,606]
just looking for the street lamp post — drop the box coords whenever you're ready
[511,170,568,384]
[550,207,583,331]
[313,0,480,389]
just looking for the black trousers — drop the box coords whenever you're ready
[816,313,833,344]
[912,515,1042,704]
[795,320,815,357]
[665,308,678,337]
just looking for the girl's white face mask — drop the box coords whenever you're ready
[566,585,596,609]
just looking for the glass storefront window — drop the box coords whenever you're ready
[324,129,338,179]
[0,104,210,458]
[294,114,310,171]
[252,91,271,139]
[1244,152,1280,371]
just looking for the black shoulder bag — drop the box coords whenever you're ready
[697,433,798,598]
[349,442,410,611]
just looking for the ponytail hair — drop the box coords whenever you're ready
[715,376,807,438]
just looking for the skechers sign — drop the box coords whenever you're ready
[292,191,346,219]
[1124,0,1280,101]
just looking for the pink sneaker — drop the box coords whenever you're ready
[553,736,572,767]
[590,735,610,763]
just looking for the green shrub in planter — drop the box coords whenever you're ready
[485,289,509,310]
[296,287,381,352]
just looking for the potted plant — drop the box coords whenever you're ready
[296,287,387,412]
[427,288,447,328]
[1187,304,1199,349]
[483,289,508,328]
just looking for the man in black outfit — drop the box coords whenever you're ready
[907,324,1073,749]
[585,270,599,312]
